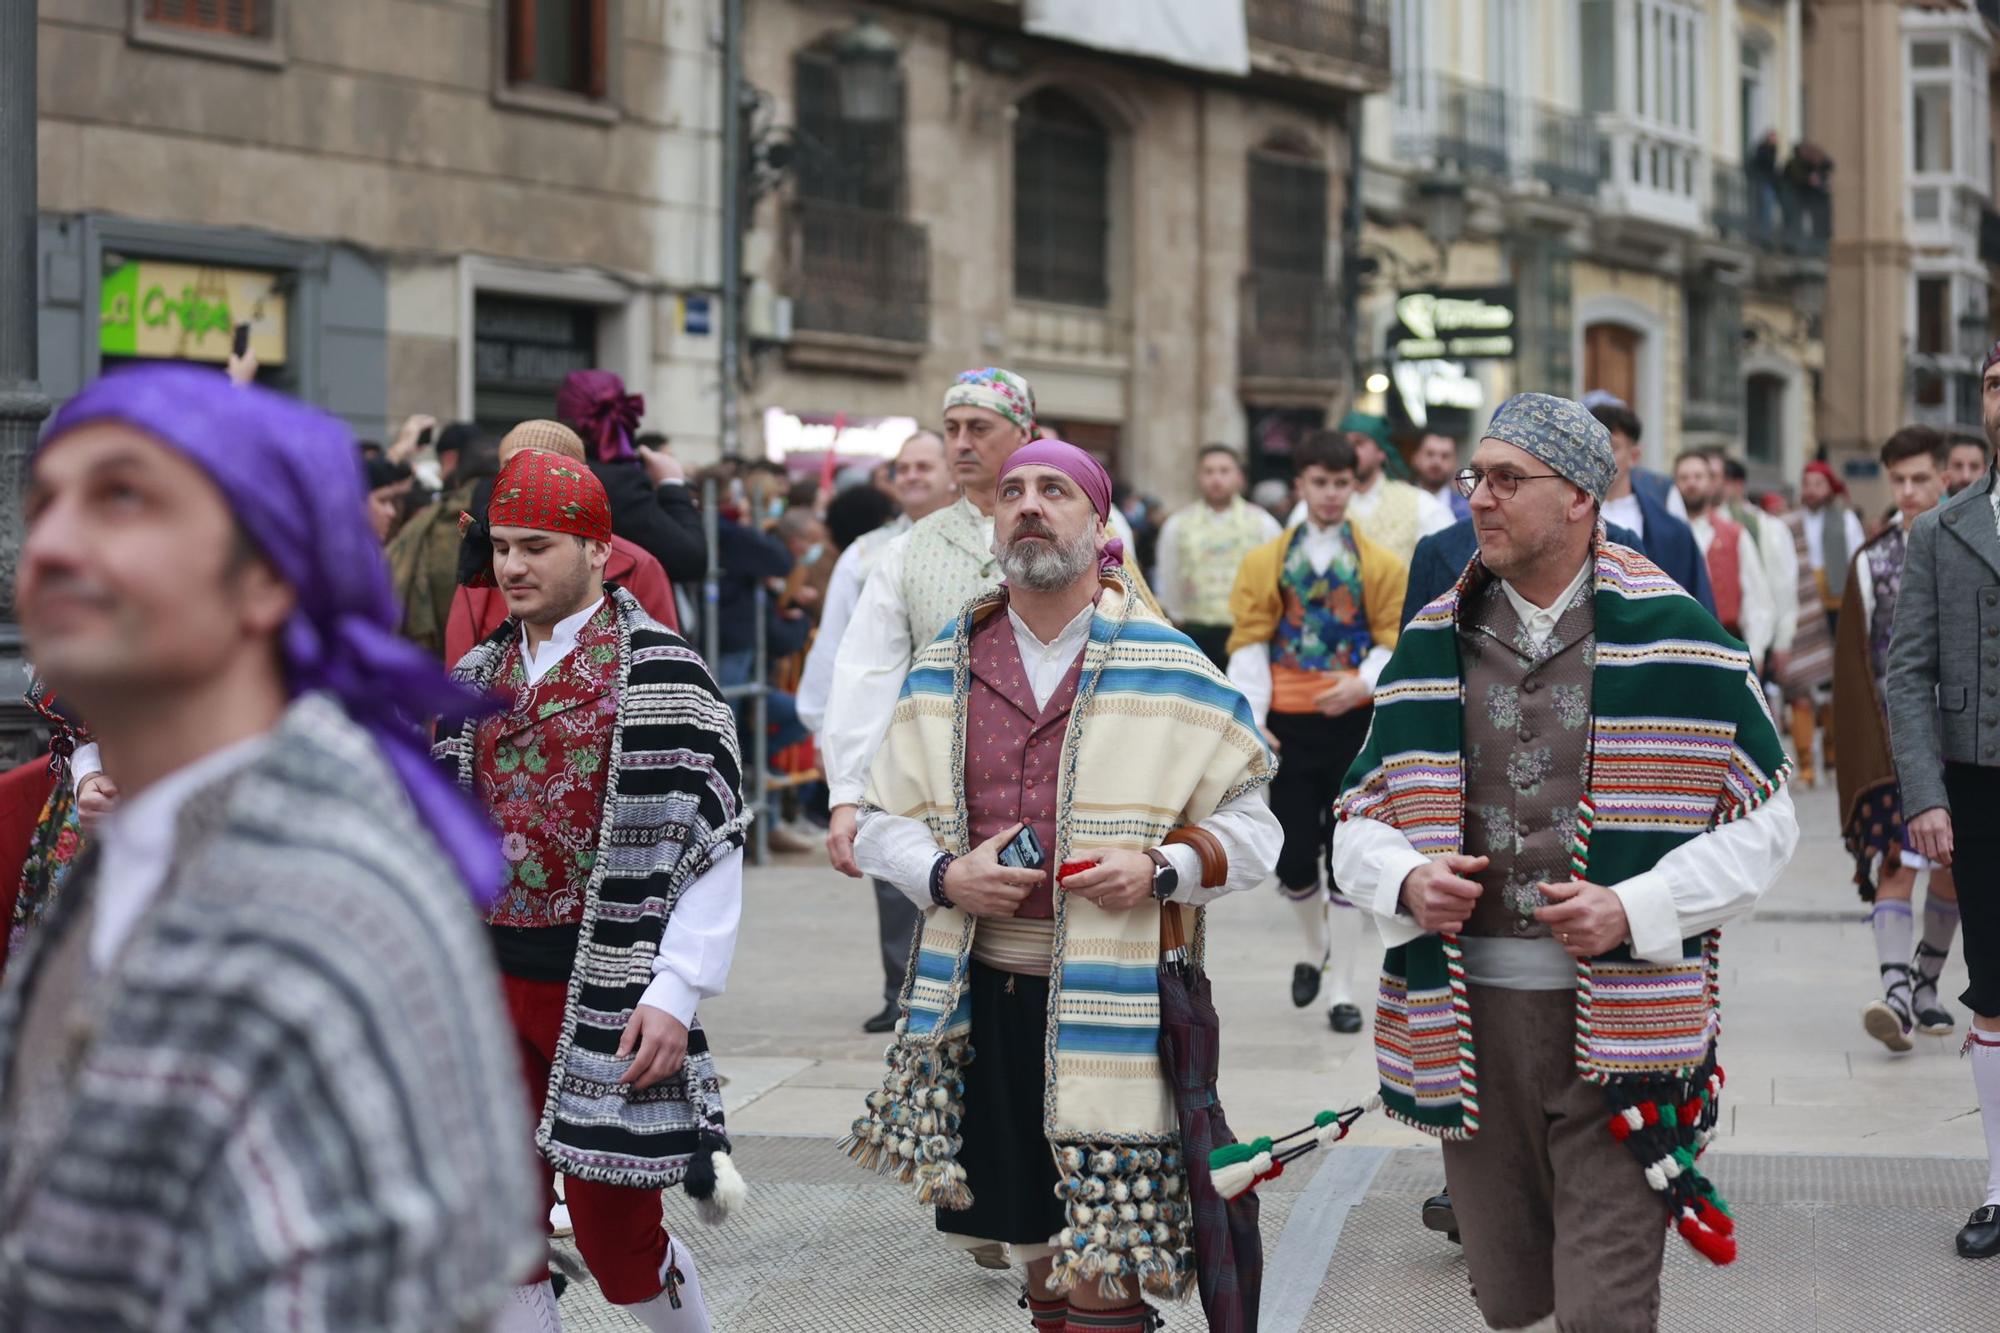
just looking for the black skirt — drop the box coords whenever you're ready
[936,959,1065,1244]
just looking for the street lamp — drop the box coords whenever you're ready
[833,16,901,125]
[1416,175,1468,265]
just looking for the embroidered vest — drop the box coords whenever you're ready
[1271,524,1373,714]
[1704,510,1746,634]
[1352,479,1424,564]
[962,610,1083,921]
[1175,498,1271,626]
[477,602,621,929]
[902,498,1000,649]
[1456,580,1596,939]
[1866,522,1908,682]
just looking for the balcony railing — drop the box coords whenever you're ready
[787,199,930,349]
[1239,270,1345,386]
[1531,103,1603,198]
[1711,165,1831,258]
[1392,71,1510,179]
[1246,0,1390,71]
[1598,119,1704,231]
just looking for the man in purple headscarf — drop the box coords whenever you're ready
[556,369,708,586]
[0,365,542,1331]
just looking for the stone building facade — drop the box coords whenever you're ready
[35,0,725,452]
[736,1,1389,507]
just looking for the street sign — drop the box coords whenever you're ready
[99,259,288,364]
[1391,285,1517,362]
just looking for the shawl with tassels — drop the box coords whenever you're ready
[1335,534,1791,1265]
[1832,532,1902,900]
[841,570,1273,1300]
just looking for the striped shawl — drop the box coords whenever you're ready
[1336,536,1789,1260]
[439,586,750,1191]
[842,572,1273,1298]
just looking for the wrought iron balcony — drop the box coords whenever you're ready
[786,199,930,351]
[1712,165,1831,259]
[1239,270,1345,388]
[1530,102,1603,198]
[1391,71,1510,179]
[1245,0,1390,72]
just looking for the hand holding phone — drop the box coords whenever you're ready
[941,822,1042,918]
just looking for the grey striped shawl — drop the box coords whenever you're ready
[439,586,750,1189]
[0,694,544,1332]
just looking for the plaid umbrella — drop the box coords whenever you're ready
[1157,917,1262,1332]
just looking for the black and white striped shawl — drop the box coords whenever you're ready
[438,585,750,1190]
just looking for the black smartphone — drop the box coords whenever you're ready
[232,322,250,358]
[998,824,1045,871]
[417,425,434,447]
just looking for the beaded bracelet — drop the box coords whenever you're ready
[929,852,957,908]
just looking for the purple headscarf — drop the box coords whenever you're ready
[556,369,644,463]
[38,364,504,906]
[1000,438,1125,572]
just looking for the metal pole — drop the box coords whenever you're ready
[0,0,48,764]
[750,584,769,866]
[719,0,743,462]
[1341,98,1366,406]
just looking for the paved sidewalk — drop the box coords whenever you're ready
[550,779,1996,1327]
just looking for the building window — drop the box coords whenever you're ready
[473,294,600,435]
[130,0,284,63]
[1248,147,1328,278]
[506,0,608,99]
[1013,89,1111,309]
[794,45,904,214]
[1916,275,1950,356]
[1913,83,1953,175]
[1739,39,1768,151]
[1745,373,1785,465]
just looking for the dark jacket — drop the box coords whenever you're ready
[1401,514,1714,627]
[716,518,807,659]
[589,458,709,586]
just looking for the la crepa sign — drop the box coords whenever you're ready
[1392,286,1516,362]
[100,260,288,365]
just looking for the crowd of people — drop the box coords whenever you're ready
[0,344,1993,1333]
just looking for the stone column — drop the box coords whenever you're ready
[0,0,47,762]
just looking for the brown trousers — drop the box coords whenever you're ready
[1440,984,1669,1332]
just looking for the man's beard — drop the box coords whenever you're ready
[995,522,1099,591]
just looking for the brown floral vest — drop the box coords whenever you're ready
[1455,579,1596,939]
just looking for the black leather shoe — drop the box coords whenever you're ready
[1958,1204,2000,1258]
[1328,1002,1363,1033]
[1291,962,1322,1009]
[1421,1189,1460,1242]
[862,1003,899,1034]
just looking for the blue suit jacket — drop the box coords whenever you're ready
[1400,505,1717,626]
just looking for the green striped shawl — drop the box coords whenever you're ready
[1336,538,1790,1139]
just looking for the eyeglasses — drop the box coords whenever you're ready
[1453,467,1573,500]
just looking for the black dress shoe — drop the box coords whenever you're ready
[1291,962,1322,1009]
[1421,1189,1459,1239]
[1328,1002,1363,1033]
[862,1002,900,1034]
[1958,1204,2000,1258]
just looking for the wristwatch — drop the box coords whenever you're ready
[1145,848,1179,903]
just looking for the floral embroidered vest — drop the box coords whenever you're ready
[1269,525,1373,714]
[1866,522,1908,682]
[1352,479,1424,564]
[1174,498,1272,626]
[477,601,621,929]
[902,498,1000,650]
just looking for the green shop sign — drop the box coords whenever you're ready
[100,260,288,365]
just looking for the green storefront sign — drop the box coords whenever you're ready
[100,259,288,364]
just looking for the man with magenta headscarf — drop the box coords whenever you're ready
[847,440,1280,1333]
[0,364,542,1330]
[556,369,707,587]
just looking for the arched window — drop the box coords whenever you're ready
[1013,88,1111,308]
[794,42,905,213]
[1248,142,1328,277]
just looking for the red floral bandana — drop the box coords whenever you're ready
[487,448,613,543]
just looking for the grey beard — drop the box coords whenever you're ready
[995,527,1098,590]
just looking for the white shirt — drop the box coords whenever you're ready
[1602,491,1645,541]
[1287,478,1455,539]
[1224,519,1394,727]
[797,517,910,734]
[1497,556,1594,652]
[1688,513,1778,660]
[821,515,996,808]
[1756,512,1800,655]
[90,734,270,969]
[852,608,1284,908]
[1153,502,1282,624]
[1801,505,1865,575]
[519,598,742,1027]
[1330,772,1798,966]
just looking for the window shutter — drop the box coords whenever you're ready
[507,0,537,85]
[586,0,609,100]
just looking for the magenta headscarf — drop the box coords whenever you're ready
[556,369,644,462]
[38,364,504,907]
[1000,438,1125,572]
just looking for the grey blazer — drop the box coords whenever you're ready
[1885,468,2000,817]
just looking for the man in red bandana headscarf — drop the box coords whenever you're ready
[440,447,750,1333]
[555,369,708,587]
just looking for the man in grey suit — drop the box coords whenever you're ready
[1886,346,2000,1260]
